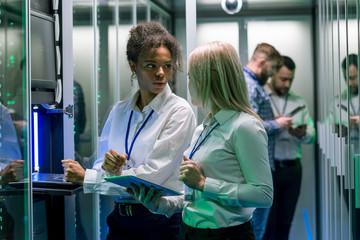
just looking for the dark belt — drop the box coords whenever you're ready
[274,159,300,169]
[115,203,150,217]
[181,220,252,237]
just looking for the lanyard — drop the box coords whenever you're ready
[243,66,261,85]
[269,94,288,116]
[125,110,154,161]
[189,123,220,159]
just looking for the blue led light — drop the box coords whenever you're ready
[33,111,39,172]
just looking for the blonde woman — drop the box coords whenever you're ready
[131,41,273,240]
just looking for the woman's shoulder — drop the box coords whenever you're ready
[109,99,131,115]
[165,93,194,112]
[114,98,130,108]
[233,112,265,131]
[228,113,267,144]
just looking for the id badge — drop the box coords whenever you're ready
[184,186,194,201]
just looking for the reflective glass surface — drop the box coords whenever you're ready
[317,0,360,239]
[0,0,30,239]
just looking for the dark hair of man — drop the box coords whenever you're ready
[282,55,296,71]
[253,42,283,66]
[341,54,358,71]
[126,21,183,77]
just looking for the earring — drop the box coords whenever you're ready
[131,72,136,86]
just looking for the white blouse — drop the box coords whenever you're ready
[83,85,196,202]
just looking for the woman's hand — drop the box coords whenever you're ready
[129,183,163,212]
[102,149,128,174]
[61,159,85,184]
[178,156,205,191]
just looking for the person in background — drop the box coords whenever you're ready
[130,41,273,240]
[262,56,316,240]
[343,54,359,139]
[330,54,359,146]
[243,43,291,240]
[329,54,360,240]
[62,21,196,240]
[73,80,86,162]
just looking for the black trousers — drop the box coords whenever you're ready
[106,203,182,240]
[179,220,255,240]
[263,159,302,240]
[338,176,360,240]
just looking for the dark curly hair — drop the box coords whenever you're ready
[126,21,183,77]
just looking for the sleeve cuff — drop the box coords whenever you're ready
[156,197,171,216]
[156,196,183,218]
[83,169,98,193]
[84,168,102,183]
[202,177,221,199]
[83,168,110,192]
[300,132,312,143]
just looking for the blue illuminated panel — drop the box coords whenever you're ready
[33,111,39,172]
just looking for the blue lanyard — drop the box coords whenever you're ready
[125,110,154,161]
[243,66,261,85]
[269,94,288,116]
[189,123,220,159]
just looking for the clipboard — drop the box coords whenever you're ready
[104,175,182,196]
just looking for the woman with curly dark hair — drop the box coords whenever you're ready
[62,21,196,240]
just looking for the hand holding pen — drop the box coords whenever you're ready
[102,149,128,174]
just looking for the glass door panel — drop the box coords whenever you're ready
[0,0,30,239]
[73,1,98,239]
[347,0,359,239]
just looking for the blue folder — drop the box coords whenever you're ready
[104,175,182,196]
